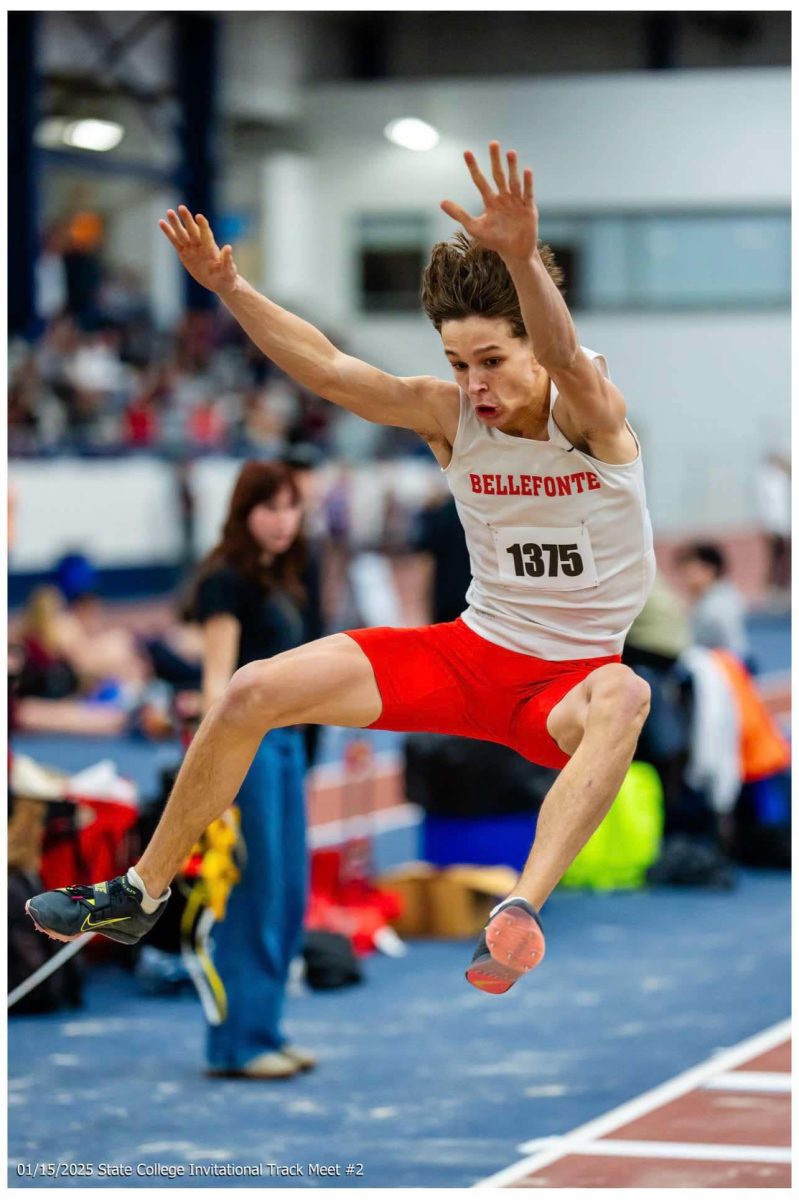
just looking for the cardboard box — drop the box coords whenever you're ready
[375,862,518,938]
[374,862,436,937]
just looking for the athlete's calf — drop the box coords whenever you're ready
[136,634,382,897]
[517,663,651,910]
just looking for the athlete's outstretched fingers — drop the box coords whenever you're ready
[166,209,189,246]
[464,150,493,202]
[441,199,475,230]
[523,168,534,206]
[196,214,215,248]
[158,219,180,249]
[221,245,234,267]
[178,205,201,242]
[489,140,508,192]
[507,150,521,197]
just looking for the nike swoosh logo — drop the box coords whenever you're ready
[82,914,132,930]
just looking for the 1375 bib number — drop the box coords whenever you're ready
[506,541,583,579]
[491,525,598,591]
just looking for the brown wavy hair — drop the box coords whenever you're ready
[191,460,307,610]
[420,231,564,338]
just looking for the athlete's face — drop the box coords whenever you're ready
[247,486,303,558]
[441,316,546,434]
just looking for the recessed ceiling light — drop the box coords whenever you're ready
[62,119,125,153]
[384,118,439,152]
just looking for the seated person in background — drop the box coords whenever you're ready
[624,572,690,673]
[10,586,166,738]
[143,614,204,690]
[13,587,79,701]
[58,591,151,698]
[10,587,109,735]
[673,543,750,662]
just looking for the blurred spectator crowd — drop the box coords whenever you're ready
[11,220,421,460]
[9,306,352,458]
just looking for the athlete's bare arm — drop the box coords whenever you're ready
[159,207,459,449]
[441,142,637,465]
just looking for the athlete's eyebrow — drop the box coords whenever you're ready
[444,344,502,356]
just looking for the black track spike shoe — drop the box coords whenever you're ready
[465,897,545,994]
[26,876,168,946]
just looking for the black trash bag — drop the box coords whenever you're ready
[404,734,557,818]
[646,834,736,890]
[732,774,791,869]
[8,869,83,1015]
[303,931,363,990]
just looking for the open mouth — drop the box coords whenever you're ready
[475,404,500,420]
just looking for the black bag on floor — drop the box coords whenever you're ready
[733,774,791,869]
[646,834,736,890]
[303,931,363,990]
[404,734,557,818]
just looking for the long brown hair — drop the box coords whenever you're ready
[420,231,564,338]
[192,460,307,608]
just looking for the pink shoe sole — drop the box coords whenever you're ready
[465,959,521,995]
[465,905,546,995]
[485,905,546,975]
[25,900,81,944]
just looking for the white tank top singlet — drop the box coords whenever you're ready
[443,348,656,661]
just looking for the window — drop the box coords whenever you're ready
[537,211,789,311]
[357,213,430,314]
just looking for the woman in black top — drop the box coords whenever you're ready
[193,460,314,1079]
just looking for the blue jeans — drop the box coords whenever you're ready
[206,727,307,1071]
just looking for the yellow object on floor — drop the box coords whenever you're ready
[560,761,664,892]
[180,808,244,1025]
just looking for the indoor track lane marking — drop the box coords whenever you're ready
[515,1139,791,1163]
[473,1018,791,1188]
[703,1071,791,1093]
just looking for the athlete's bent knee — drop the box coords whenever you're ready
[218,661,279,730]
[588,664,650,730]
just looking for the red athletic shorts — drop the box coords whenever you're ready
[345,617,620,770]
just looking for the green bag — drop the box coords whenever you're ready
[559,761,664,892]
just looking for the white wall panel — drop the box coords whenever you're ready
[9,459,182,570]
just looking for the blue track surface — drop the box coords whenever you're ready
[9,868,789,1189]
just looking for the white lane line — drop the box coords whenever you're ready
[473,1019,791,1188]
[526,1138,791,1164]
[308,802,421,847]
[307,750,400,788]
[703,1071,792,1093]
[8,932,95,1008]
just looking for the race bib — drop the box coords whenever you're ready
[490,525,599,591]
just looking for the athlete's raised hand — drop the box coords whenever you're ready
[441,141,538,262]
[158,206,238,296]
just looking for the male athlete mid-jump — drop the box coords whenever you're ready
[27,142,655,995]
